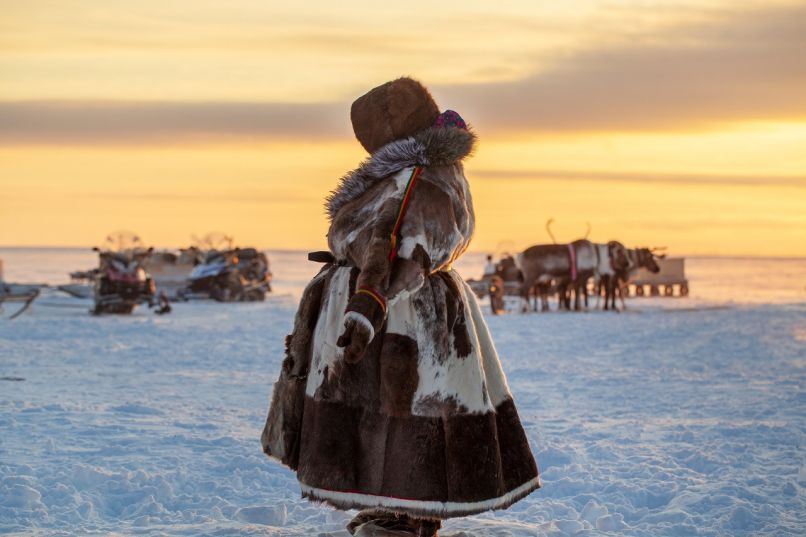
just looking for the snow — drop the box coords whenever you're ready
[1,250,804,536]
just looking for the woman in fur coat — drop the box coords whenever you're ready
[263,77,540,537]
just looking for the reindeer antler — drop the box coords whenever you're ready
[546,218,557,244]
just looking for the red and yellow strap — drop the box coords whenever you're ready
[356,285,387,314]
[389,166,423,262]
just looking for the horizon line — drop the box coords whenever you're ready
[1,244,805,261]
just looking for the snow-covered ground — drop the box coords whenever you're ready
[1,250,804,536]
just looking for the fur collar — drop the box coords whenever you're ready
[326,127,476,220]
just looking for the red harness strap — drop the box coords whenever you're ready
[355,285,387,314]
[567,243,577,281]
[388,166,423,262]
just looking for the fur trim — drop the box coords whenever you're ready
[326,127,477,220]
[343,311,375,343]
[299,476,541,519]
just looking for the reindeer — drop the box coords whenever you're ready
[497,254,523,283]
[523,220,598,312]
[564,239,599,311]
[488,275,506,315]
[517,244,569,312]
[519,228,601,312]
[594,241,630,311]
[604,246,662,311]
[518,242,595,312]
[486,254,522,315]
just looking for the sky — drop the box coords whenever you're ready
[1,0,804,256]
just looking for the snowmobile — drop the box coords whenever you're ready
[90,232,160,314]
[182,247,272,302]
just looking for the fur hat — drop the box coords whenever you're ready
[350,77,440,154]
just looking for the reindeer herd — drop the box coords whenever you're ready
[486,240,664,314]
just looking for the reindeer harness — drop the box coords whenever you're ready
[567,243,578,282]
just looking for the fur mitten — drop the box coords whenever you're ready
[337,286,386,363]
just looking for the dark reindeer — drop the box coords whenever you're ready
[603,247,662,311]
[518,244,569,312]
[497,254,523,283]
[518,241,595,312]
[522,239,604,312]
[487,254,523,315]
[519,221,597,312]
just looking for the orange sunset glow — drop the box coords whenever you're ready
[1,0,804,256]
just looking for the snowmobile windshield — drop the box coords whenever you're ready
[238,248,258,259]
[204,250,224,263]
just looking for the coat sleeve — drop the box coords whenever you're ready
[336,167,467,329]
[333,194,404,338]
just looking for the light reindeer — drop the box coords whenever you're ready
[593,241,631,311]
[607,247,663,310]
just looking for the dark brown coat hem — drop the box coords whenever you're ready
[294,396,539,515]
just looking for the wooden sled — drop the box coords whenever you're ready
[0,283,42,319]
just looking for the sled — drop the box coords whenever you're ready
[56,283,93,299]
[467,277,521,298]
[0,283,42,319]
[624,257,689,298]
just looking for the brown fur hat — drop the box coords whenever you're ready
[350,77,440,154]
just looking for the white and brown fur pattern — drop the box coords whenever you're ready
[587,241,627,310]
[264,126,539,519]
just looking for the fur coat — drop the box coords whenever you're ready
[262,126,539,519]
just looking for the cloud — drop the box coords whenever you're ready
[88,190,318,204]
[435,3,806,133]
[1,3,804,144]
[0,100,350,145]
[471,169,806,188]
[617,216,805,232]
